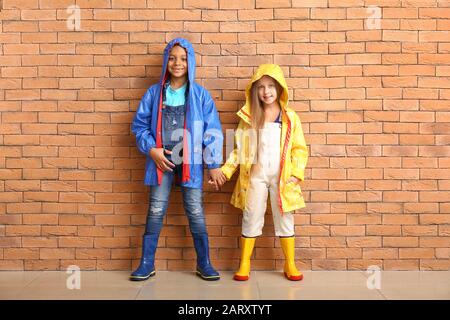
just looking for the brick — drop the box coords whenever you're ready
[384,214,419,225]
[42,225,77,236]
[403,180,437,191]
[4,248,39,260]
[0,236,22,248]
[59,192,94,203]
[327,248,362,259]
[77,181,113,193]
[240,9,274,20]
[59,214,94,226]
[384,260,419,271]
[59,237,94,248]
[363,248,398,259]
[6,225,41,236]
[330,203,366,214]
[4,135,40,146]
[7,202,41,214]
[94,237,130,248]
[420,237,450,248]
[23,214,58,225]
[384,169,419,180]
[5,180,40,191]
[383,237,419,247]
[347,214,381,225]
[2,112,38,123]
[59,170,94,181]
[219,0,254,9]
[41,181,76,192]
[435,248,450,259]
[0,260,24,271]
[40,248,75,259]
[312,259,347,270]
[95,193,130,204]
[296,226,329,236]
[78,226,113,237]
[439,225,450,236]
[22,146,58,157]
[78,204,113,215]
[347,237,381,248]
[202,10,236,21]
[347,191,382,202]
[367,225,402,236]
[203,33,237,44]
[403,226,437,237]
[0,214,22,227]
[330,226,366,236]
[311,237,346,248]
[76,248,111,260]
[420,260,450,271]
[399,248,435,259]
[95,215,130,226]
[311,214,346,225]
[292,20,327,31]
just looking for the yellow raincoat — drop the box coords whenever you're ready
[221,64,308,213]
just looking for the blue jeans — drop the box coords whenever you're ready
[144,166,207,236]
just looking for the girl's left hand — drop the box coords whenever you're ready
[287,176,301,185]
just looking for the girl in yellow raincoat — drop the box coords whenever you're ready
[215,64,308,281]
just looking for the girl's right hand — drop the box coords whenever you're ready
[149,148,175,172]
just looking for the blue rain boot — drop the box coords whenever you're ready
[129,234,159,281]
[192,233,220,281]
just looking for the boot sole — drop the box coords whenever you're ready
[233,274,249,281]
[196,271,220,281]
[129,270,156,281]
[284,272,303,281]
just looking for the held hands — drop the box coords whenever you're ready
[149,148,227,190]
[149,148,175,172]
[208,168,227,191]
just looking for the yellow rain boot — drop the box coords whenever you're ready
[280,236,303,281]
[233,236,256,281]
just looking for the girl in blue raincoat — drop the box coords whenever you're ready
[130,38,225,281]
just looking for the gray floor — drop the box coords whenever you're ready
[0,271,449,300]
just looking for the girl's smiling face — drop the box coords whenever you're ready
[167,45,188,80]
[257,75,278,106]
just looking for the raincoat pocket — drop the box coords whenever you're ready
[285,180,302,197]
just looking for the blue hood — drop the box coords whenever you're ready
[160,38,196,86]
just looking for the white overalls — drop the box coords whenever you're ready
[242,115,295,237]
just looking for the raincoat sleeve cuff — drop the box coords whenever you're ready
[207,163,221,170]
[146,143,156,154]
[220,165,235,181]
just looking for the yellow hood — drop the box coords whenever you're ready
[238,64,290,122]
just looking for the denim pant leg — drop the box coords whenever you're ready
[181,186,207,235]
[144,171,174,235]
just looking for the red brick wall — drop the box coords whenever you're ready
[0,0,449,271]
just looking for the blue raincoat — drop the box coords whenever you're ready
[131,38,223,189]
